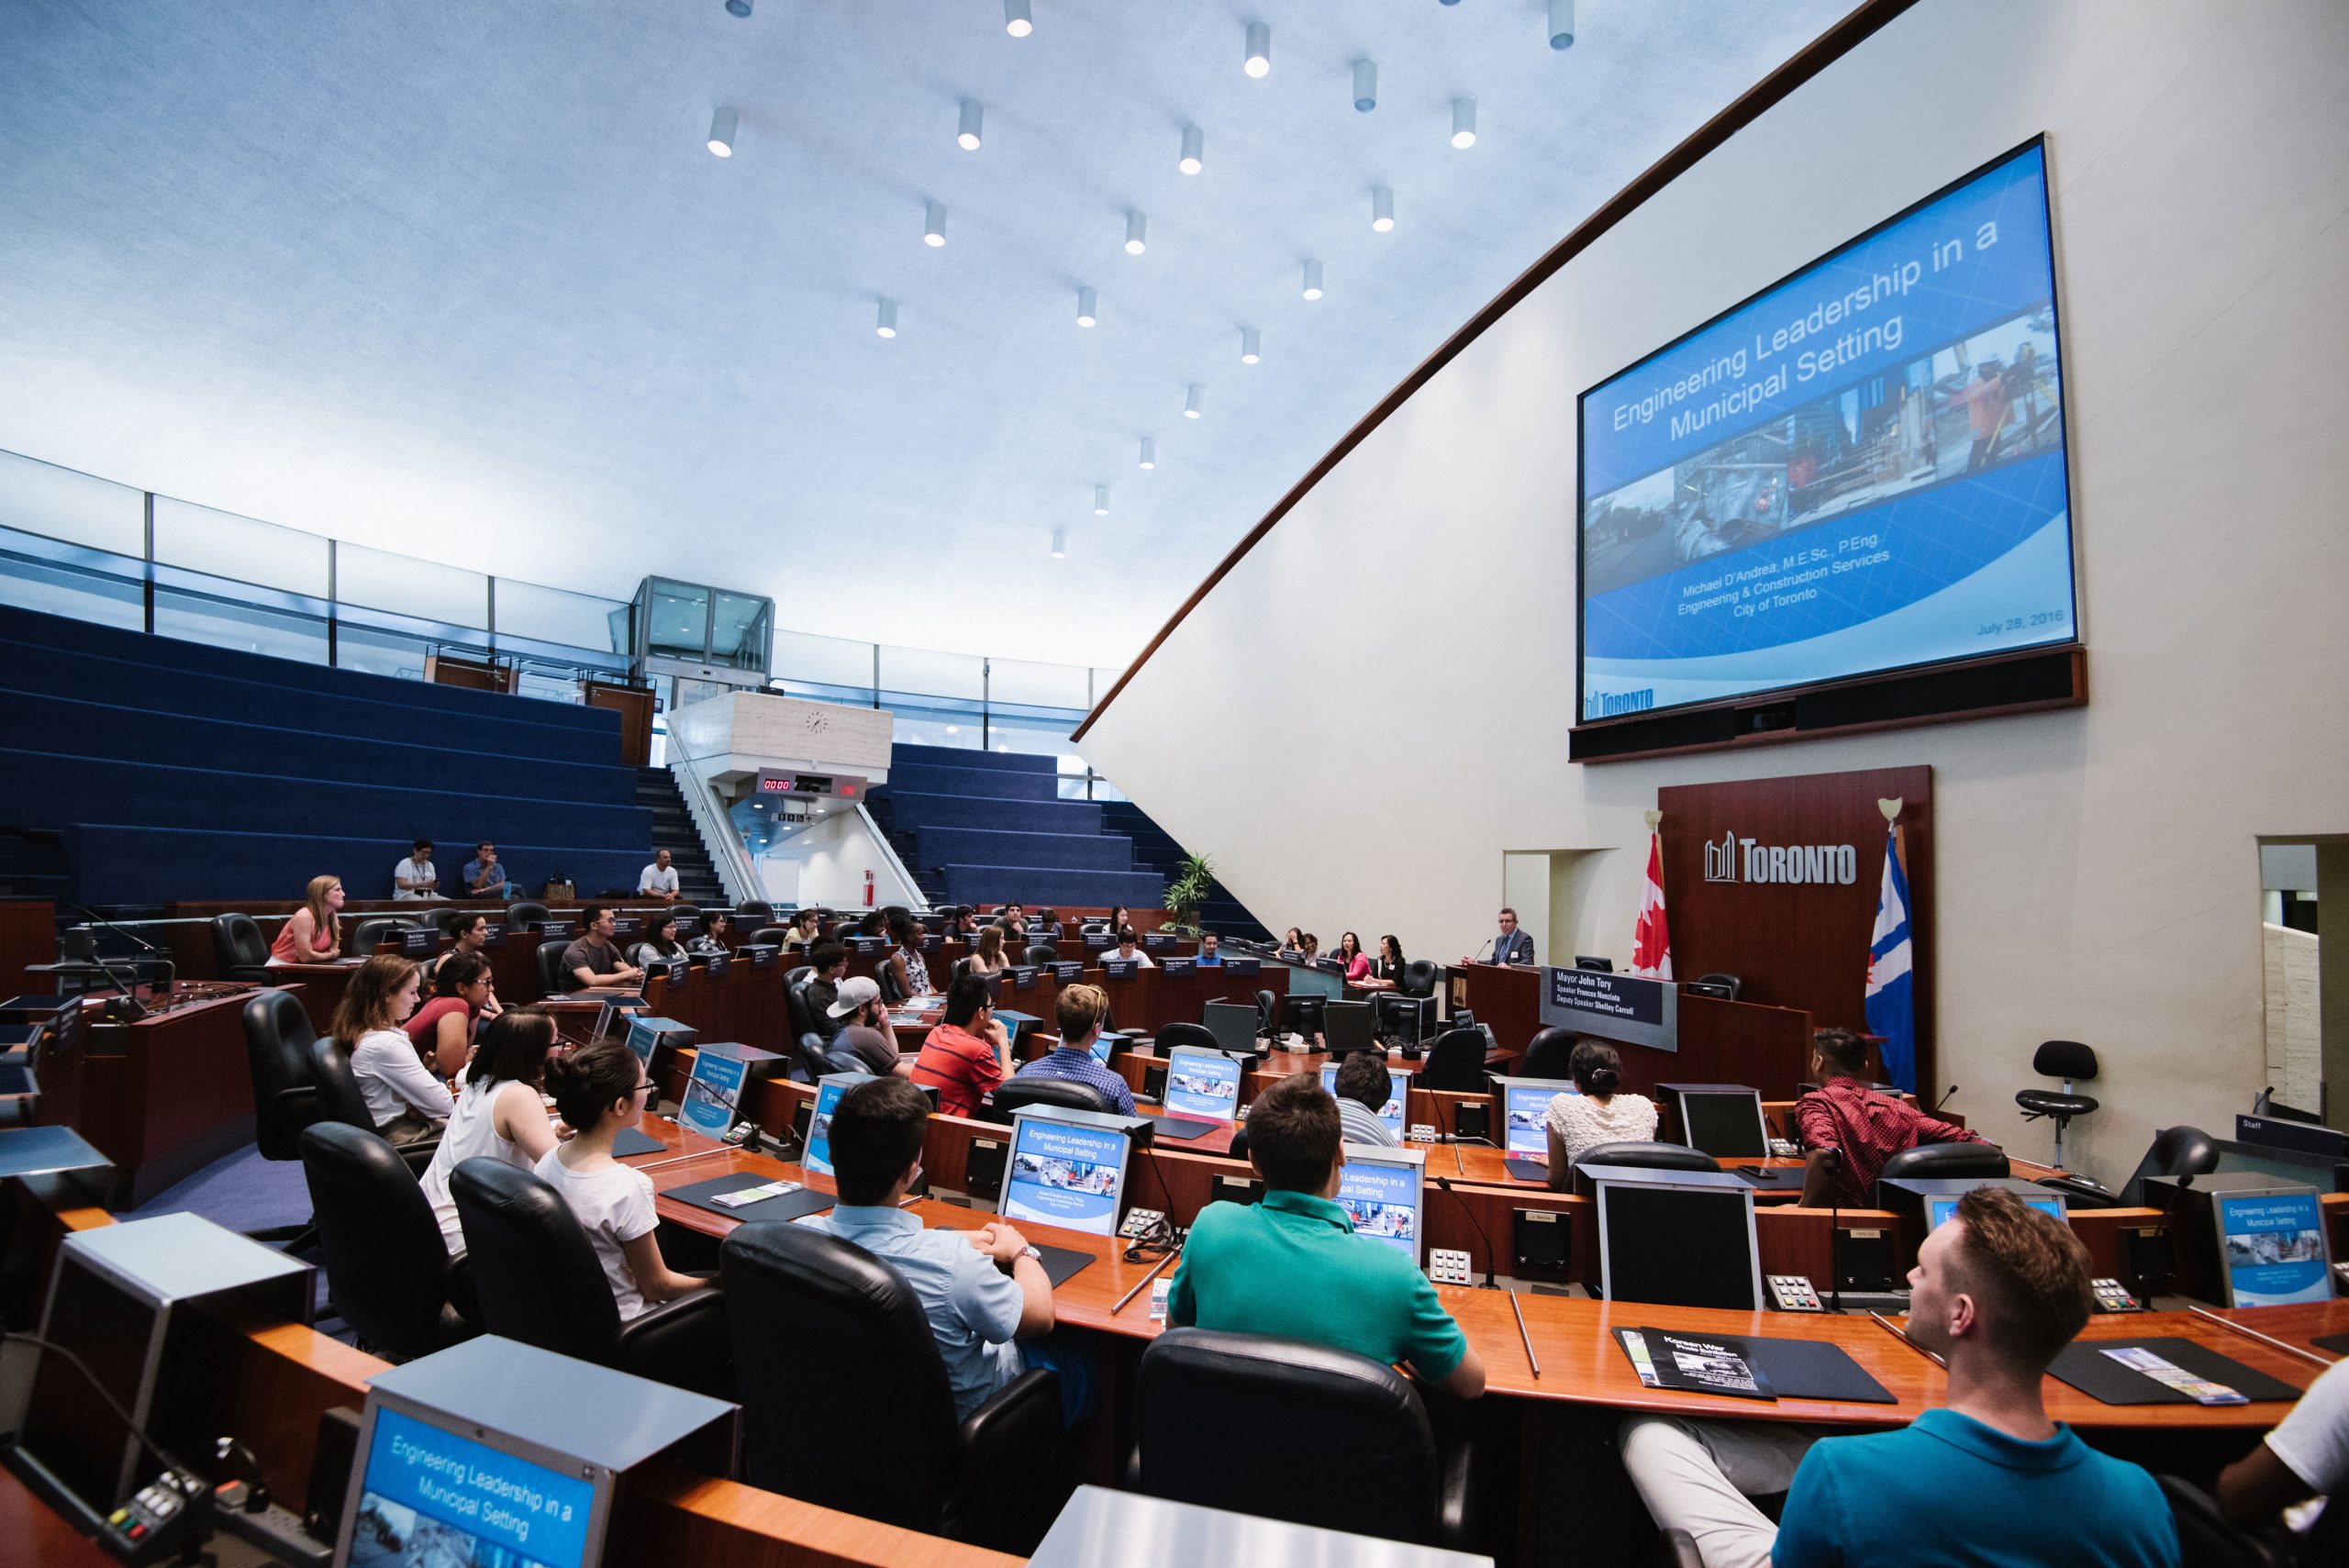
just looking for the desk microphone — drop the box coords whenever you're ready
[1433,1176,1498,1290]
[68,904,174,1018]
[1930,1084,1959,1115]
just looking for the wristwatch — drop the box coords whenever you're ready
[1019,1245,1041,1262]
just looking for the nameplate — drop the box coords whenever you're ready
[741,943,779,970]
[1103,959,1139,979]
[1224,957,1260,976]
[1084,932,1113,950]
[1010,965,1039,990]
[703,952,731,979]
[921,934,942,951]
[1161,958,1195,976]
[674,916,700,939]
[659,959,690,990]
[480,921,507,943]
[845,936,887,955]
[1143,931,1175,949]
[612,916,640,938]
[1542,966,1678,1052]
[1050,961,1085,983]
[398,929,438,958]
[539,918,576,941]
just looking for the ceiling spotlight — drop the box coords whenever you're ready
[1076,286,1097,328]
[957,98,984,151]
[1124,210,1147,254]
[1050,528,1065,559]
[1548,0,1575,50]
[1353,60,1377,113]
[923,198,947,247]
[1243,21,1271,78]
[1371,185,1395,232]
[1240,326,1260,364]
[1005,0,1033,38]
[1185,384,1204,418]
[1178,124,1204,176]
[725,0,751,17]
[1302,258,1323,299]
[707,106,738,157]
[1139,437,1156,470]
[1094,485,1110,516]
[875,297,897,339]
[1452,96,1477,149]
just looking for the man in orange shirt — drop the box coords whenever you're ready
[910,973,1009,1118]
[1949,362,2013,472]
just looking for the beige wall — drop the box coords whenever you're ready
[1081,0,2349,1184]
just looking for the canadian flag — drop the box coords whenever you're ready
[1630,830,1673,979]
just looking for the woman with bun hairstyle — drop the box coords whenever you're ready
[532,1037,713,1318]
[421,1008,561,1257]
[1542,1038,1659,1188]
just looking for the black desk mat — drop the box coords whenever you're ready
[611,1128,665,1158]
[1732,1165,1810,1191]
[2311,1332,2349,1355]
[1033,1243,1095,1287]
[2046,1338,2302,1405]
[1504,1158,1552,1183]
[663,1172,836,1223]
[1150,1118,1225,1141]
[1743,1337,1898,1404]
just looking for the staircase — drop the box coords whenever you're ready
[634,767,726,906]
[868,746,1164,911]
[1099,801,1273,942]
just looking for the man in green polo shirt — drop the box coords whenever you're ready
[1166,1073,1486,1398]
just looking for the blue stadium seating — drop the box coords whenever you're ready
[870,745,1164,912]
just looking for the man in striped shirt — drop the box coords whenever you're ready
[1012,983,1135,1115]
[1331,1050,1401,1148]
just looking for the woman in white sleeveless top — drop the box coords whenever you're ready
[420,1007,562,1257]
[1543,1039,1660,1189]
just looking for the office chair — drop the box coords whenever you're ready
[1417,1028,1490,1093]
[823,1042,873,1076]
[876,962,907,1006]
[1873,1140,2009,1202]
[348,917,417,956]
[795,1030,841,1083]
[1693,972,1742,1000]
[2115,1126,2221,1207]
[2155,1475,2283,1568]
[950,955,975,984]
[1655,1530,1706,1568]
[239,989,326,1249]
[1255,989,1280,1040]
[1131,1328,1474,1549]
[211,913,275,983]
[2015,1040,2099,1166]
[297,1123,476,1362]
[535,938,574,995]
[306,1036,440,1172]
[1574,1141,1721,1175]
[450,1158,731,1397]
[1024,942,1060,965]
[1153,1022,1221,1057]
[1519,1026,1578,1081]
[720,1219,1063,1551]
[1398,959,1441,999]
[505,900,551,931]
[747,925,792,948]
[981,1077,1119,1124]
[733,901,774,926]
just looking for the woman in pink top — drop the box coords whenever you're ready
[270,875,344,963]
[1336,931,1372,983]
[403,951,494,1078]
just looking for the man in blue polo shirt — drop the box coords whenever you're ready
[1011,983,1135,1114]
[1194,930,1222,966]
[1167,1072,1484,1398]
[1620,1185,2177,1568]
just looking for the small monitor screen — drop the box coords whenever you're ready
[802,1072,876,1179]
[340,1404,599,1568]
[1598,1179,1761,1311]
[1202,1001,1260,1056]
[676,1049,746,1140]
[1678,1090,1771,1159]
[1002,1113,1130,1237]
[1335,1147,1425,1263]
[1089,1031,1116,1066]
[1281,995,1325,1040]
[1922,1190,2065,1232]
[1504,1078,1577,1157]
[2214,1188,2333,1307]
[1321,1000,1375,1055]
[1321,1062,1408,1140]
[1163,1047,1242,1124]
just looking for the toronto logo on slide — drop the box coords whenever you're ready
[1704,829,1857,886]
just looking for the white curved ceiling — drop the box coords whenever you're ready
[0,0,1846,662]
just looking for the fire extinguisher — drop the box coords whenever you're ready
[863,869,875,907]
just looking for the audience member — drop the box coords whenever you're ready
[629,909,687,970]
[910,973,1008,1118]
[1371,934,1407,982]
[1336,931,1370,982]
[562,904,643,991]
[1169,1073,1483,1397]
[1110,927,1155,968]
[535,1038,713,1319]
[639,849,681,901]
[827,975,910,1077]
[1299,933,1321,962]
[404,951,495,1079]
[802,940,850,1041]
[1280,927,1305,957]
[2217,1355,2349,1535]
[333,954,451,1145]
[421,909,501,998]
[885,910,932,997]
[1195,929,1222,966]
[1103,905,1130,939]
[1543,1040,1658,1184]
[1331,1049,1400,1148]
[686,909,732,957]
[787,908,823,944]
[270,875,344,963]
[1012,983,1134,1113]
[418,1008,559,1258]
[461,841,507,898]
[1001,902,1028,929]
[806,1077,1091,1424]
[393,838,440,900]
[1798,1026,1986,1207]
[1621,1187,2176,1568]
[965,925,1008,977]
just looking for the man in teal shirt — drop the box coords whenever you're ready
[1167,1073,1485,1398]
[1621,1186,2177,1568]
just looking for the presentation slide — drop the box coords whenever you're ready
[1578,139,2073,721]
[1336,1158,1422,1261]
[1321,1063,1409,1138]
[349,1407,594,1568]
[1506,1084,1571,1156]
[1002,1118,1127,1236]
[2219,1192,2332,1307]
[801,1072,874,1179]
[1924,1193,2063,1231]
[676,1050,746,1140]
[1164,1050,1241,1122]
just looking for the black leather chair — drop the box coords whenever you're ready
[1398,959,1441,999]
[244,990,323,1162]
[2116,1125,2221,1207]
[212,913,275,983]
[1024,942,1059,965]
[1153,1022,1221,1057]
[1575,1140,1721,1175]
[748,925,793,949]
[2016,1040,2099,1165]
[307,1036,440,1171]
[2156,1474,2284,1568]
[1693,972,1742,1000]
[1255,989,1279,1039]
[506,900,551,931]
[1874,1140,2009,1201]
[1417,1028,1490,1093]
[433,906,478,937]
[1132,1328,1473,1548]
[536,938,575,995]
[734,901,774,926]
[670,903,702,929]
[1519,1026,1578,1080]
[795,1030,841,1083]
[297,1123,474,1362]
[980,1077,1118,1124]
[950,955,976,983]
[1655,1529,1705,1568]
[450,1158,730,1396]
[720,1219,1063,1551]
[823,1043,873,1076]
[348,917,417,956]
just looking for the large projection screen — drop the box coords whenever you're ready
[1577,139,2076,724]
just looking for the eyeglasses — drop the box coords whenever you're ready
[632,1081,655,1098]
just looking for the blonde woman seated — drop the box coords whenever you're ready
[1543,1040,1658,1189]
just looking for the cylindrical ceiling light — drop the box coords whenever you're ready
[957,98,984,150]
[875,298,897,339]
[1184,384,1204,418]
[1094,485,1110,516]
[1004,0,1032,39]
[1243,21,1271,78]
[1240,326,1260,364]
[1178,124,1204,175]
[1301,258,1323,299]
[1124,210,1148,254]
[1050,527,1065,559]
[1075,286,1097,328]
[1139,436,1156,470]
[923,198,947,247]
[1548,0,1575,50]
[726,0,751,17]
[1451,95,1477,149]
[707,106,738,157]
[1371,184,1395,232]
[1353,60,1377,112]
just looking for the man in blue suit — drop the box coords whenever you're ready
[1464,907,1535,967]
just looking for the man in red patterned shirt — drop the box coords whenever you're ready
[1798,1027,1986,1207]
[910,973,1009,1118]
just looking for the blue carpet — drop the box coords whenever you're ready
[123,1140,311,1233]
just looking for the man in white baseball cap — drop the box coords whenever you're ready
[828,974,911,1078]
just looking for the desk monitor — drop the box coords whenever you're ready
[1675,1087,1772,1160]
[802,1072,877,1179]
[1375,993,1435,1047]
[1321,1000,1375,1057]
[1201,1001,1261,1057]
[1280,995,1325,1040]
[1335,1144,1427,1264]
[1923,1189,2065,1231]
[1502,1077,1578,1158]
[2213,1185,2333,1307]
[996,1009,1040,1060]
[2210,1138,2349,1194]
[1089,1030,1121,1066]
[1575,955,1613,973]
[1163,1046,1243,1124]
[338,1399,606,1568]
[676,1046,749,1140]
[1002,1110,1133,1238]
[1320,1062,1409,1140]
[1595,1172,1762,1311]
[622,1016,694,1071]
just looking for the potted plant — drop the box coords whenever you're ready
[1164,852,1216,936]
